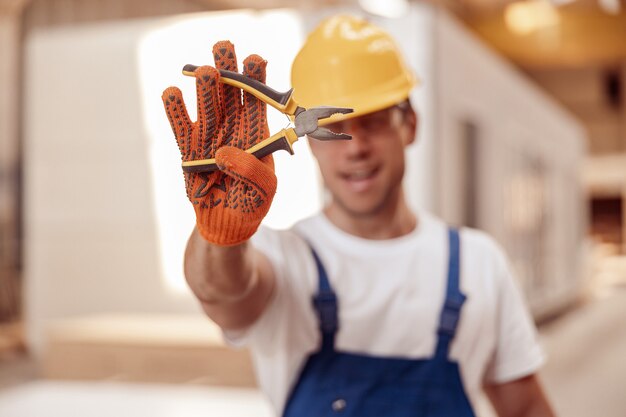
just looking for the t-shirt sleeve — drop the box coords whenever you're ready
[484,242,546,384]
[222,225,317,351]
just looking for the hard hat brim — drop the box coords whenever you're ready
[315,75,420,126]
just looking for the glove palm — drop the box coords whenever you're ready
[162,41,277,245]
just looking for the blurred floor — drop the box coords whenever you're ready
[0,288,625,416]
[0,355,38,391]
[0,380,273,417]
[539,287,626,417]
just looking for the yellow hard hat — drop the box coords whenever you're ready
[291,15,419,124]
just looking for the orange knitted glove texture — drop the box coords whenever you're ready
[162,41,277,246]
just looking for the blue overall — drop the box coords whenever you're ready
[282,228,476,417]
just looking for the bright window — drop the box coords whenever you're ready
[137,10,321,292]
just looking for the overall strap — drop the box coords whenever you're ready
[310,247,338,352]
[435,228,467,359]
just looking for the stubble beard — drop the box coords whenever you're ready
[329,179,403,220]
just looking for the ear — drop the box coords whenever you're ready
[403,107,418,147]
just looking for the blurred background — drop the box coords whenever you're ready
[0,0,625,416]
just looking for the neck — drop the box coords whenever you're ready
[324,190,417,240]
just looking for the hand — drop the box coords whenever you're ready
[162,41,277,246]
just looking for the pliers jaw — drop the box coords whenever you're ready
[294,106,353,140]
[308,126,352,141]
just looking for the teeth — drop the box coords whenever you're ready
[348,170,374,180]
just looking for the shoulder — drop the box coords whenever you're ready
[251,223,308,252]
[459,226,509,273]
[250,219,320,292]
[292,214,326,239]
[450,225,514,302]
[251,215,324,256]
[421,211,508,271]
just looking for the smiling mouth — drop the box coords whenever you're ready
[341,167,378,181]
[338,167,380,193]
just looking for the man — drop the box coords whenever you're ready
[162,15,555,417]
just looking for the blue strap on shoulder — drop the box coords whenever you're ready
[310,247,338,351]
[435,228,467,359]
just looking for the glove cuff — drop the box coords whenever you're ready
[195,207,265,246]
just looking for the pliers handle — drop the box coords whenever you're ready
[180,65,352,173]
[182,65,300,116]
[182,128,299,173]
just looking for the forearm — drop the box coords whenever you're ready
[163,42,277,330]
[184,227,276,330]
[486,375,556,417]
[184,227,257,304]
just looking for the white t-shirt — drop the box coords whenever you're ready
[227,211,545,415]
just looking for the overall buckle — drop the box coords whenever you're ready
[437,294,466,337]
[312,292,338,334]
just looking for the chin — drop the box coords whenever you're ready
[332,193,391,218]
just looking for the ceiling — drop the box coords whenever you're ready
[446,0,626,69]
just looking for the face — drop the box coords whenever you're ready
[309,103,417,218]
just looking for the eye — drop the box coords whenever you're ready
[361,116,389,132]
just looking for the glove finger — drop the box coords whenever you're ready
[188,171,219,201]
[162,87,193,157]
[215,146,276,208]
[213,41,241,148]
[194,65,223,159]
[241,54,269,149]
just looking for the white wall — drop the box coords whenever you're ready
[372,5,438,215]
[433,10,587,314]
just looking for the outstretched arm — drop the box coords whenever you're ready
[162,40,278,329]
[184,227,276,330]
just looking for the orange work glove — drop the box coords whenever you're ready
[162,41,277,246]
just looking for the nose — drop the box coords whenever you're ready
[342,120,372,159]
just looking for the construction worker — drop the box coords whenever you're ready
[162,14,555,417]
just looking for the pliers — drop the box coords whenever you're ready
[180,64,353,173]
